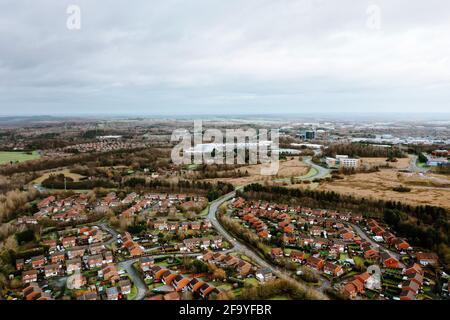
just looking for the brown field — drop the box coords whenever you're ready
[359,157,410,169]
[315,169,450,210]
[32,169,86,184]
[203,157,310,186]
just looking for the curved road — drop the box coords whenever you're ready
[273,156,331,183]
[408,155,429,173]
[208,191,329,300]
[118,252,210,300]
[303,156,331,180]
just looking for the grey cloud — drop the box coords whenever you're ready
[0,0,450,115]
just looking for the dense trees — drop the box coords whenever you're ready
[123,179,234,201]
[0,147,170,176]
[0,189,40,223]
[239,279,316,300]
[41,174,116,189]
[324,143,406,158]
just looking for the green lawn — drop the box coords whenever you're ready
[244,278,258,287]
[199,205,210,217]
[416,161,429,168]
[269,295,291,300]
[0,151,40,165]
[301,167,319,179]
[126,285,138,300]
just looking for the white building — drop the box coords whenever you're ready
[326,155,360,168]
[340,158,360,168]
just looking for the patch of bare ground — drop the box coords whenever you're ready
[316,169,450,210]
[201,157,310,187]
[359,157,410,170]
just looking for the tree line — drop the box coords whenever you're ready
[324,143,406,158]
[123,179,234,201]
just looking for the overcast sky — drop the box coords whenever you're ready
[0,0,449,115]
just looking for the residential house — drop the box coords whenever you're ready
[400,289,416,301]
[44,264,59,278]
[101,264,120,284]
[393,238,410,251]
[255,268,275,282]
[119,279,132,295]
[364,249,380,260]
[66,258,82,274]
[31,255,45,269]
[51,251,66,264]
[237,260,252,276]
[62,236,77,248]
[404,263,423,276]
[290,251,305,263]
[140,256,154,272]
[402,280,420,295]
[22,270,38,283]
[16,258,24,271]
[172,275,191,292]
[416,252,439,266]
[105,287,119,300]
[306,256,325,271]
[381,252,401,269]
[43,239,57,251]
[67,247,85,259]
[271,248,283,258]
[87,254,104,269]
[324,262,344,277]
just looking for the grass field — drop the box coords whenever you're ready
[0,151,40,165]
[32,169,86,184]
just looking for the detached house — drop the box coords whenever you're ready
[31,255,45,269]
[306,256,325,271]
[140,256,154,272]
[62,237,77,248]
[324,262,343,277]
[256,268,275,282]
[67,247,85,259]
[381,252,401,269]
[22,270,38,284]
[271,248,283,258]
[51,251,66,264]
[87,254,104,269]
[44,264,59,278]
[416,252,439,266]
[66,258,82,274]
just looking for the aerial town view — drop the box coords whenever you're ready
[0,0,449,309]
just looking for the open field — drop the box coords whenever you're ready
[203,157,310,186]
[32,169,86,184]
[0,151,40,165]
[359,157,410,169]
[316,169,450,210]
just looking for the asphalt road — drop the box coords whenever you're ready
[303,156,331,180]
[408,155,429,173]
[208,191,329,300]
[118,252,205,300]
[350,223,400,259]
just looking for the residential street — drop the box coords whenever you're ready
[207,191,329,300]
[349,223,400,259]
